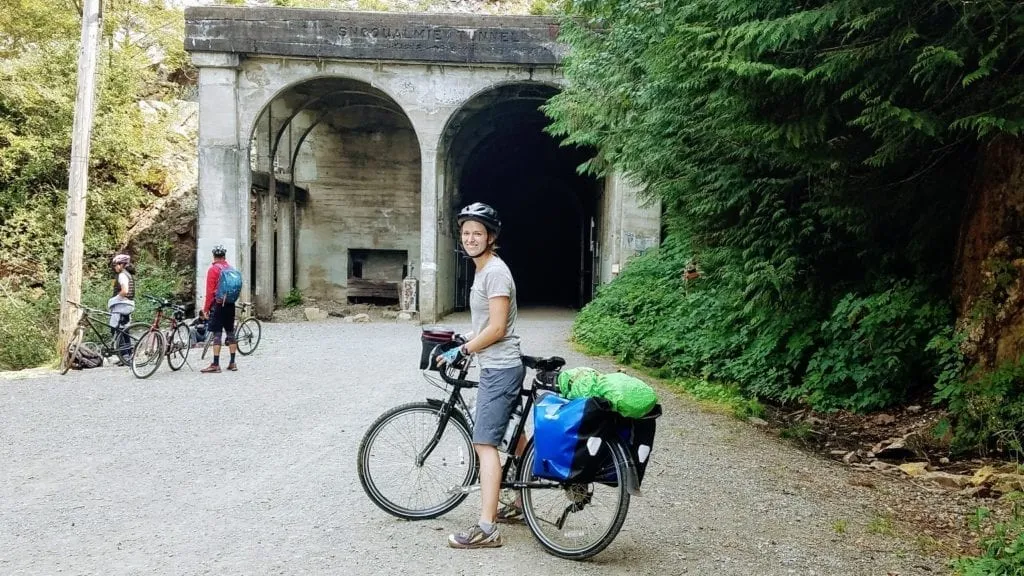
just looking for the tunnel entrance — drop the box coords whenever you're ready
[444,84,601,310]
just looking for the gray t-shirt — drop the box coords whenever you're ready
[470,255,521,369]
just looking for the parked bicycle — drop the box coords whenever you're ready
[130,295,196,379]
[199,301,261,360]
[61,301,148,375]
[357,331,655,560]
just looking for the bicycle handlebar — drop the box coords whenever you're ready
[66,300,108,317]
[429,340,566,393]
[142,294,187,314]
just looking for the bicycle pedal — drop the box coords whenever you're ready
[447,484,481,495]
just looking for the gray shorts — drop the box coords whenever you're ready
[473,363,526,446]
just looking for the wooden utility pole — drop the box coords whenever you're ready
[58,0,104,357]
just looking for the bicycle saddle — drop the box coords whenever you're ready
[522,355,566,371]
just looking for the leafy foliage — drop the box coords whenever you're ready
[954,503,1024,576]
[0,1,192,369]
[283,287,304,308]
[551,0,1023,414]
[0,0,188,284]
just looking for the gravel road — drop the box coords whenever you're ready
[0,309,946,575]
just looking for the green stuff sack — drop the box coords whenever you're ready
[557,367,600,397]
[557,367,658,419]
[594,373,658,418]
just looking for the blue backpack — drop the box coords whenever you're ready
[215,266,243,304]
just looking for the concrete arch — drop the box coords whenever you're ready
[244,72,423,315]
[239,68,413,152]
[431,79,596,314]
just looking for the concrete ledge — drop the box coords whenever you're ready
[185,7,566,66]
[190,52,241,68]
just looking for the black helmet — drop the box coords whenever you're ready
[457,202,501,235]
[212,245,227,257]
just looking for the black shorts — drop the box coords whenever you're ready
[208,302,236,342]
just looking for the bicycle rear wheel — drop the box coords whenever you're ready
[60,329,83,375]
[131,329,165,379]
[519,439,631,560]
[235,318,261,355]
[357,402,477,520]
[166,324,191,371]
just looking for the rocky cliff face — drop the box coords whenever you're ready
[123,99,199,293]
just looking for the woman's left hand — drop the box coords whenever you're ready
[436,346,464,366]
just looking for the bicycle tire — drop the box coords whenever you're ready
[166,324,191,371]
[235,318,261,356]
[131,329,166,379]
[60,329,83,375]
[116,322,151,365]
[201,331,213,360]
[358,402,477,520]
[519,438,631,560]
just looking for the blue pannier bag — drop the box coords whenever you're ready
[215,266,243,304]
[531,393,613,482]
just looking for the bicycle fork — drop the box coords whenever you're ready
[417,398,458,467]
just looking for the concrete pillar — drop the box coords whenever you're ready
[255,182,276,319]
[193,52,245,311]
[600,171,661,285]
[418,144,440,323]
[276,195,294,302]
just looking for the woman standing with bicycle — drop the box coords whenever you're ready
[436,202,523,550]
[107,254,136,363]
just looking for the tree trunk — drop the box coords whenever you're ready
[953,135,1024,368]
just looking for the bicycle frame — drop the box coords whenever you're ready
[72,304,132,357]
[419,355,641,496]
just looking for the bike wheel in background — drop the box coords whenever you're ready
[131,330,165,379]
[116,322,151,365]
[166,324,191,371]
[235,318,261,356]
[60,329,83,375]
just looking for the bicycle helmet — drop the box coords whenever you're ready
[111,254,130,266]
[212,245,227,258]
[457,202,501,235]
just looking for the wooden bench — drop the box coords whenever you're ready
[347,278,400,300]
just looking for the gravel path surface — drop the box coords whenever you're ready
[1,309,946,575]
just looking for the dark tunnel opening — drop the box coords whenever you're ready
[452,92,600,310]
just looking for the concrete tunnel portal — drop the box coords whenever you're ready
[186,7,661,321]
[444,84,600,310]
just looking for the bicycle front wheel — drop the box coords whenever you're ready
[131,329,166,379]
[166,324,191,371]
[235,318,261,355]
[357,402,477,520]
[520,438,631,560]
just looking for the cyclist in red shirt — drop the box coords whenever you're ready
[200,245,238,373]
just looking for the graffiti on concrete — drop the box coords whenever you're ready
[624,231,657,257]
